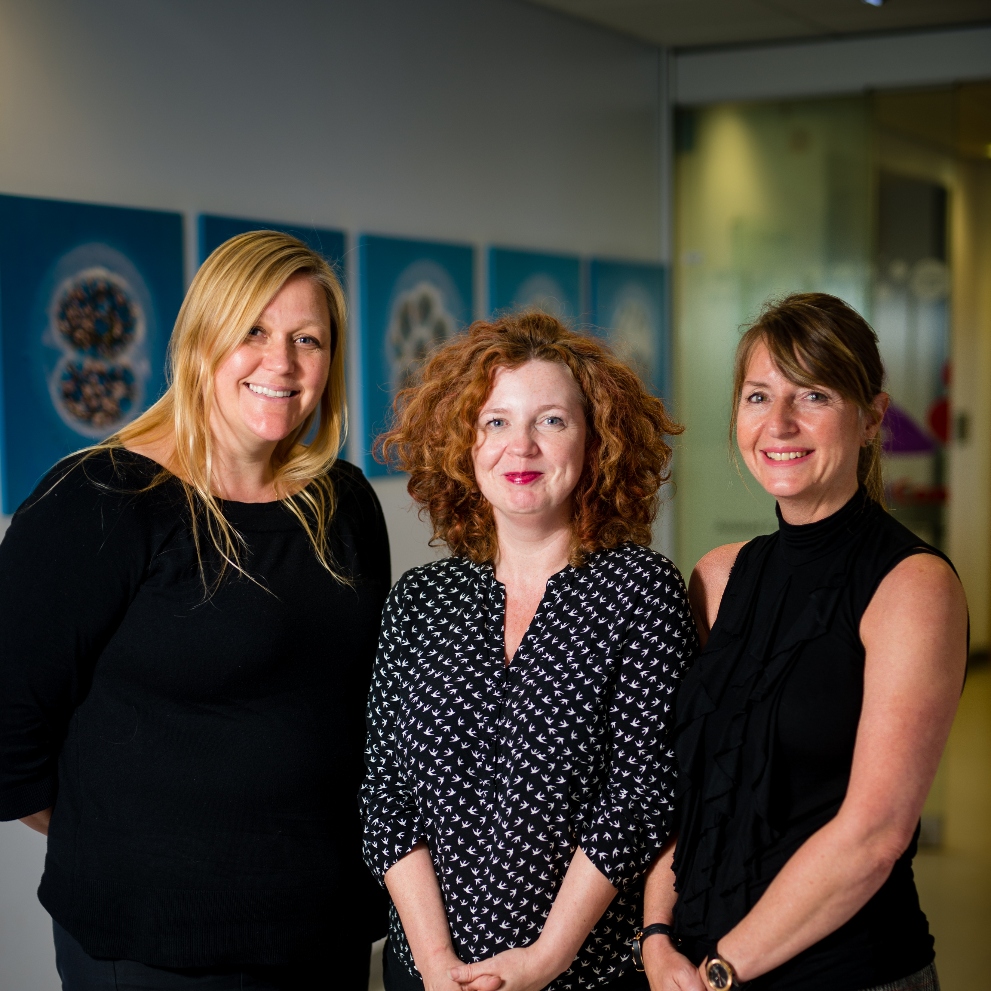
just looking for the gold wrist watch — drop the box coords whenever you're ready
[705,949,743,989]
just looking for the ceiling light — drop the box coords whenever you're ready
[861,0,885,6]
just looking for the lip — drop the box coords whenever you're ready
[504,471,543,485]
[761,448,812,463]
[245,382,300,400]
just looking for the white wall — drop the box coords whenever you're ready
[0,2,667,988]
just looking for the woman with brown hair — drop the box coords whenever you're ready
[640,293,967,991]
[361,311,698,991]
[0,231,389,990]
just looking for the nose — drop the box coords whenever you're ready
[262,335,294,374]
[507,422,540,457]
[767,397,799,436]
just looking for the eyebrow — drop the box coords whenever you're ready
[479,404,570,414]
[743,379,832,392]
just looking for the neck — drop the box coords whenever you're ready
[777,477,860,526]
[210,442,280,503]
[492,511,573,589]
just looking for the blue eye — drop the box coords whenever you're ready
[745,392,765,403]
[487,418,506,428]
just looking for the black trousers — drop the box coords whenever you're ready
[382,937,649,991]
[53,921,372,991]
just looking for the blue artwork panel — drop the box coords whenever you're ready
[589,259,669,398]
[488,247,581,322]
[0,194,184,512]
[359,235,474,477]
[198,215,345,276]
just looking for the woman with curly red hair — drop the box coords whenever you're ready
[361,312,698,991]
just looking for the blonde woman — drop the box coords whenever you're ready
[0,232,390,991]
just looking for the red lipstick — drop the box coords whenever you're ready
[505,472,542,485]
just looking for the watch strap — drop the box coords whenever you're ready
[631,923,677,971]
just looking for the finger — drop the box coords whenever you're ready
[460,978,502,991]
[451,963,499,984]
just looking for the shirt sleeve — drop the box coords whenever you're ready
[576,562,699,890]
[0,458,151,821]
[360,579,428,881]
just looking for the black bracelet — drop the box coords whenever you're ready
[631,923,677,971]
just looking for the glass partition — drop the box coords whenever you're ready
[672,96,872,575]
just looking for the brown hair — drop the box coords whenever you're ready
[730,292,886,503]
[377,311,682,565]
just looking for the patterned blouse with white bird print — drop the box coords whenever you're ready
[361,542,698,989]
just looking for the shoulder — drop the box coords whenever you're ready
[14,448,165,521]
[593,541,684,583]
[689,541,748,643]
[382,555,468,617]
[864,551,965,636]
[1,449,174,573]
[690,541,747,602]
[853,501,958,603]
[391,555,468,598]
[326,458,385,521]
[328,457,377,503]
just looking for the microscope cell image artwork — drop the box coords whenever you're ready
[358,234,474,477]
[0,194,184,512]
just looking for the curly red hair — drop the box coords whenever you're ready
[377,311,682,565]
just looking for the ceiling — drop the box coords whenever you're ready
[523,0,991,50]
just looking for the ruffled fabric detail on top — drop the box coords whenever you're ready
[671,491,875,944]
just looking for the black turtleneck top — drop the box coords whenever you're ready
[671,489,949,991]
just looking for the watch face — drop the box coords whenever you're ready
[707,959,732,989]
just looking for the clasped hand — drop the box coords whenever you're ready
[428,943,563,991]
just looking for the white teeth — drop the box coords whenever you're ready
[766,451,810,461]
[248,384,296,398]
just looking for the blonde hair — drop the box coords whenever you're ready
[730,292,886,504]
[96,229,349,583]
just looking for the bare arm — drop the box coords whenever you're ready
[19,807,52,836]
[688,543,744,648]
[452,847,617,991]
[710,553,967,981]
[385,843,499,991]
[642,841,705,991]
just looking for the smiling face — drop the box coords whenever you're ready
[472,359,587,532]
[736,340,886,522]
[211,273,331,462]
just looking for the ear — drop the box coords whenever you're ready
[863,392,890,444]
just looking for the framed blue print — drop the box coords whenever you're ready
[0,194,184,512]
[589,259,669,398]
[198,214,345,276]
[488,247,581,322]
[358,235,474,477]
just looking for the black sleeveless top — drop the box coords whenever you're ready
[671,489,947,990]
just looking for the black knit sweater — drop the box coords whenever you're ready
[0,450,390,967]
